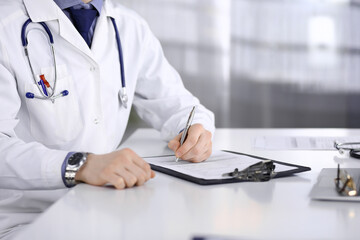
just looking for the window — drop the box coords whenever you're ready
[121,0,360,128]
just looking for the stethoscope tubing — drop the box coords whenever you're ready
[335,141,360,159]
[22,17,128,107]
[350,149,360,159]
[110,17,125,89]
[22,19,58,100]
[110,17,128,108]
[21,19,54,46]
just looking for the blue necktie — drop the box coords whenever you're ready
[67,8,97,47]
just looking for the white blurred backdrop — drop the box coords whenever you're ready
[120,0,360,130]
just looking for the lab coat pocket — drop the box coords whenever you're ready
[24,75,83,146]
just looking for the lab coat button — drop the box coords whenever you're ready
[94,118,100,124]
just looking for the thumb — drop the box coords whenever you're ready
[168,139,180,152]
[168,134,182,152]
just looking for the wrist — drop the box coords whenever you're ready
[63,152,90,188]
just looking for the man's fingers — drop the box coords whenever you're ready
[171,123,212,162]
[101,172,126,190]
[125,155,148,180]
[181,131,212,162]
[168,134,181,151]
[189,148,212,163]
[175,126,202,158]
[175,124,212,160]
[120,148,153,182]
[124,163,148,186]
[180,133,207,160]
[169,124,204,154]
[115,168,138,188]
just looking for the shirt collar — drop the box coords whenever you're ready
[53,0,103,14]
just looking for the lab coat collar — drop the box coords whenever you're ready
[23,0,111,63]
[22,0,117,25]
[103,0,117,19]
[90,0,116,63]
[23,0,60,22]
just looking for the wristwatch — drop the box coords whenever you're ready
[64,152,89,187]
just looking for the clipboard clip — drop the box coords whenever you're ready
[222,160,276,182]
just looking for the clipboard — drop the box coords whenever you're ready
[145,150,311,185]
[310,168,360,202]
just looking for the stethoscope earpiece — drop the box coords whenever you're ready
[25,90,69,101]
[25,92,35,99]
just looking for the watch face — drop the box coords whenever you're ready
[68,153,84,165]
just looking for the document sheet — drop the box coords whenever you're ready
[254,136,360,150]
[145,150,296,180]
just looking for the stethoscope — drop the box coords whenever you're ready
[334,141,360,159]
[21,17,128,108]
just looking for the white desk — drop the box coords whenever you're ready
[16,129,360,240]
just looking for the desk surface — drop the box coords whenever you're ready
[16,129,360,240]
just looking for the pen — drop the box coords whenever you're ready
[175,106,196,162]
[38,79,48,96]
[40,74,51,88]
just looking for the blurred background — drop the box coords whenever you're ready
[120,0,360,134]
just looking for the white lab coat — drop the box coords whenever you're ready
[0,0,214,237]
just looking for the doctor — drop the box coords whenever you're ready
[0,0,215,192]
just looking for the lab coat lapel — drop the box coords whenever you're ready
[23,0,58,22]
[23,0,95,62]
[90,5,109,63]
[91,1,117,63]
[57,13,94,60]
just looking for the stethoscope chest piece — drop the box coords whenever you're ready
[119,87,128,109]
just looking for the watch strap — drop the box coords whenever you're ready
[61,152,75,188]
[62,152,88,188]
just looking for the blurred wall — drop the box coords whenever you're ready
[120,0,360,130]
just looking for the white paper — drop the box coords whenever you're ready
[254,136,360,150]
[145,151,296,180]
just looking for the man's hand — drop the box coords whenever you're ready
[168,124,212,163]
[75,148,155,190]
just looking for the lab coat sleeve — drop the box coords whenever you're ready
[133,23,215,141]
[0,41,68,190]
